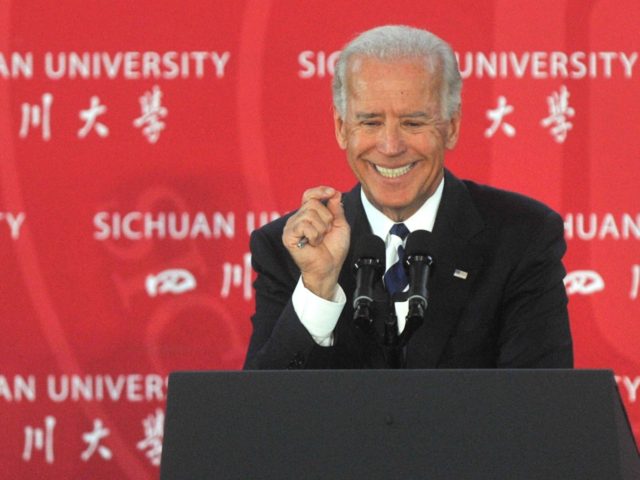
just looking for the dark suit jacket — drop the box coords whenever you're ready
[244,170,573,369]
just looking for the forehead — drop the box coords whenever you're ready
[345,56,441,110]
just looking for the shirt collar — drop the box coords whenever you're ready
[360,176,444,241]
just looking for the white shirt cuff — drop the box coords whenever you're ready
[292,277,346,346]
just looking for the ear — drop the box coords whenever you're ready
[445,111,461,150]
[334,109,347,150]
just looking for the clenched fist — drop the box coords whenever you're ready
[282,186,350,300]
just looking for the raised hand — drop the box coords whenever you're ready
[282,186,351,300]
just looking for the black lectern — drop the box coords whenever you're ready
[160,370,639,479]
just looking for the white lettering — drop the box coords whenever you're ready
[44,52,65,79]
[43,51,230,80]
[531,51,548,78]
[145,212,166,238]
[93,211,236,240]
[576,213,597,240]
[102,52,123,78]
[600,213,620,239]
[123,212,143,240]
[47,374,167,402]
[476,52,497,78]
[93,212,110,240]
[589,52,598,78]
[455,51,637,79]
[0,52,33,79]
[246,211,280,234]
[127,374,143,401]
[327,51,340,76]
[616,375,640,403]
[0,376,11,400]
[570,52,587,78]
[550,52,568,78]
[0,375,36,401]
[213,212,234,239]
[47,375,68,402]
[142,51,161,78]
[564,213,640,241]
[599,52,616,78]
[190,212,212,238]
[509,52,529,77]
[623,214,640,239]
[181,51,189,78]
[123,51,141,79]
[167,212,189,239]
[298,50,340,78]
[71,376,93,401]
[0,212,26,239]
[145,374,164,400]
[298,50,315,78]
[105,375,126,400]
[620,52,638,78]
[457,52,472,79]
[68,52,91,79]
[162,51,179,79]
[211,51,230,78]
[563,213,573,239]
[190,51,207,78]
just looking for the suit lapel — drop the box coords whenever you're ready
[406,169,486,367]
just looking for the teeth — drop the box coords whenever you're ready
[375,163,413,178]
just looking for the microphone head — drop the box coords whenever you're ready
[404,230,434,265]
[352,234,386,273]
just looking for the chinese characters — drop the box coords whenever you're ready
[484,86,576,143]
[22,410,164,467]
[19,85,169,143]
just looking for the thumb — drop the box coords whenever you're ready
[327,192,347,227]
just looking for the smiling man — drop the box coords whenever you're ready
[244,25,573,369]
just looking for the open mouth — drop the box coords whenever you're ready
[374,163,414,178]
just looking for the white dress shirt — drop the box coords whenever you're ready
[293,177,444,346]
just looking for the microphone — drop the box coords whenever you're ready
[352,234,386,330]
[401,230,434,344]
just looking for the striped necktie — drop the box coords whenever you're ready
[383,223,410,297]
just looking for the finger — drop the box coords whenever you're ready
[299,198,335,226]
[301,186,336,205]
[284,211,328,247]
[290,220,324,247]
[326,191,346,226]
[292,210,332,246]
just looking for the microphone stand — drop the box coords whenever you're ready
[383,311,402,369]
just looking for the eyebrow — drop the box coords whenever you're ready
[355,112,382,120]
[354,111,430,119]
[400,111,429,119]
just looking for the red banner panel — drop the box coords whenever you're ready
[0,1,638,478]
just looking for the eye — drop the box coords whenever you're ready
[403,121,425,128]
[362,120,382,127]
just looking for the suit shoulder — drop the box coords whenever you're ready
[249,211,300,278]
[251,212,290,241]
[455,179,566,273]
[462,179,562,227]
[250,210,293,256]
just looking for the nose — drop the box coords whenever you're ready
[377,123,406,156]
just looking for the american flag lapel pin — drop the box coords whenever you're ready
[453,269,468,280]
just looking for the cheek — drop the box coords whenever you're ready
[346,132,371,156]
[415,132,446,157]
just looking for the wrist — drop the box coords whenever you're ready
[301,273,339,300]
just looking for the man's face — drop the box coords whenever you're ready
[334,56,460,221]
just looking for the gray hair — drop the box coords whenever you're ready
[332,25,462,120]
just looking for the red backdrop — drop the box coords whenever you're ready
[1,1,638,478]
